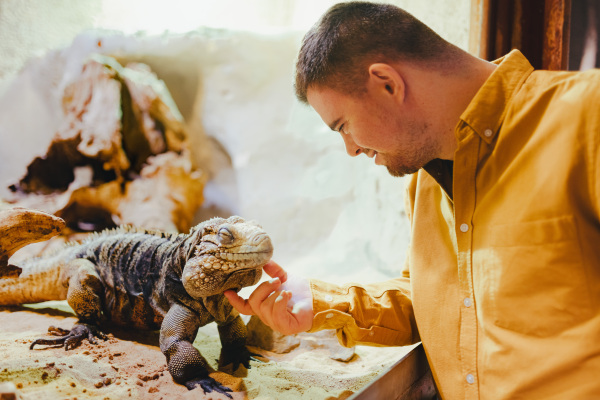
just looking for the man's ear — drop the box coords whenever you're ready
[367,63,405,102]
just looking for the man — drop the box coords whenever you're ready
[225,2,600,399]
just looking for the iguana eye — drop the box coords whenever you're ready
[218,227,234,245]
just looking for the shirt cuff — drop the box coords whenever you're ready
[308,278,415,347]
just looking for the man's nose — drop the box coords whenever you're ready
[341,133,362,157]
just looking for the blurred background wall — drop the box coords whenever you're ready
[0,0,471,284]
[0,0,471,92]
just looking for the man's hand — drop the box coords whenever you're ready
[224,260,314,335]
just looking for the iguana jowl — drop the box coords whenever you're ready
[0,213,273,397]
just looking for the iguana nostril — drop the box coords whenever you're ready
[253,235,262,244]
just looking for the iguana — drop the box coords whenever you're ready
[0,209,273,397]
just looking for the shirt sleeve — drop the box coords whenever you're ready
[307,174,419,348]
[308,277,419,348]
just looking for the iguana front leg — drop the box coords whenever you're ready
[31,259,108,350]
[160,303,233,398]
[217,313,256,370]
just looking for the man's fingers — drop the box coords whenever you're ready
[263,260,288,283]
[225,278,283,316]
[224,290,254,315]
[249,277,283,307]
[271,291,296,334]
[225,261,313,335]
[257,290,282,328]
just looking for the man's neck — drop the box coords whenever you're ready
[400,54,497,161]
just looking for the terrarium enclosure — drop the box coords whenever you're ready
[0,1,470,399]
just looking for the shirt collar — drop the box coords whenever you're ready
[458,49,534,143]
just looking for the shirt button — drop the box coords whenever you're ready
[325,295,333,302]
[463,297,473,308]
[459,223,469,232]
[484,128,493,137]
[325,313,334,319]
[466,373,475,384]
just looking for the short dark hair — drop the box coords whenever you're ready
[294,1,460,103]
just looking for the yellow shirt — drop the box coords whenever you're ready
[309,50,600,399]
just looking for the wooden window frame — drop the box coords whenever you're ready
[469,0,571,70]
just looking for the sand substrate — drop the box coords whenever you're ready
[0,301,412,399]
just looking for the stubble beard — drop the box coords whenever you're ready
[385,163,420,178]
[383,122,441,178]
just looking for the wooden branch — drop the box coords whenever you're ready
[0,208,65,272]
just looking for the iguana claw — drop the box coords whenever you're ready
[185,376,233,398]
[219,345,261,371]
[30,323,108,350]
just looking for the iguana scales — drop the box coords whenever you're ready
[0,208,273,397]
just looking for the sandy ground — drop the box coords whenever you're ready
[0,300,412,400]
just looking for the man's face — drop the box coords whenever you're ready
[306,84,440,177]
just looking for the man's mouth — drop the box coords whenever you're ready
[363,149,377,160]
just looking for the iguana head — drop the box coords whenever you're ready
[182,216,273,298]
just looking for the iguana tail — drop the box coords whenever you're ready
[0,207,67,305]
[0,258,70,305]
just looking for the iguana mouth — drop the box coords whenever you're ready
[194,251,270,272]
[182,251,271,298]
[213,251,272,262]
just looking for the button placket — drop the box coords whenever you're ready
[453,127,480,398]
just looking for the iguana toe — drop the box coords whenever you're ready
[30,323,108,350]
[219,345,262,371]
[185,376,233,398]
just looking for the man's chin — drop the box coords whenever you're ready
[386,164,420,178]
